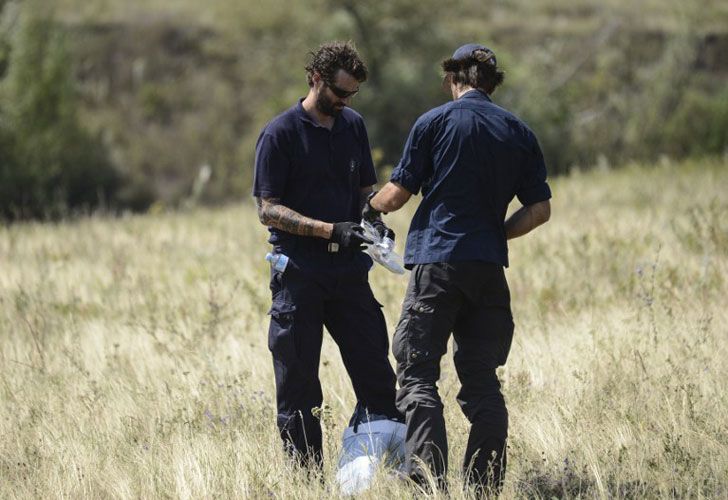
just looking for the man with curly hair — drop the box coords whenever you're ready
[253,41,401,469]
[363,43,552,494]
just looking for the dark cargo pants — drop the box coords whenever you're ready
[267,249,400,468]
[393,261,514,492]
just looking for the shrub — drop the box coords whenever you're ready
[0,3,120,219]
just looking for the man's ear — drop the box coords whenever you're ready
[311,72,323,88]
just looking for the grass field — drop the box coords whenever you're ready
[1,159,727,498]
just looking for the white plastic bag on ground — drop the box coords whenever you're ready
[336,406,406,495]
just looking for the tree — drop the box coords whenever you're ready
[329,0,457,169]
[0,2,118,219]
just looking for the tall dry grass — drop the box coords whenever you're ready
[1,159,727,498]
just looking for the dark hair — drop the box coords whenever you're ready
[441,49,505,94]
[305,41,368,87]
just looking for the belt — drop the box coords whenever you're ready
[274,238,351,255]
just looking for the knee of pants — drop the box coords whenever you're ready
[459,400,508,438]
[457,372,508,427]
[396,353,443,413]
[458,367,501,396]
[396,380,444,415]
[274,368,323,414]
[269,299,322,395]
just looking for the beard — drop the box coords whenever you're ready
[316,91,344,117]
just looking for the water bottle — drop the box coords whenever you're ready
[265,252,289,272]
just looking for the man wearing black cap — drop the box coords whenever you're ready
[253,41,401,470]
[363,43,552,493]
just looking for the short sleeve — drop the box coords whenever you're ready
[357,121,377,187]
[252,130,290,199]
[516,133,552,205]
[389,116,433,195]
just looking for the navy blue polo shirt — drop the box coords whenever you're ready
[253,99,377,247]
[390,89,551,268]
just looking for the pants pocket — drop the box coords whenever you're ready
[268,300,297,361]
[393,300,435,364]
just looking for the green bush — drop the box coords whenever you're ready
[0,4,121,219]
[662,87,728,158]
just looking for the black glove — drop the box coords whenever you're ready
[362,191,385,223]
[331,222,373,250]
[371,219,396,243]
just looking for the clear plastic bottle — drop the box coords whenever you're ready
[265,252,289,272]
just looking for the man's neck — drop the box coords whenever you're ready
[453,85,480,100]
[302,91,335,129]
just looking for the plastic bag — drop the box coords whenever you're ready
[360,220,406,274]
[336,406,406,495]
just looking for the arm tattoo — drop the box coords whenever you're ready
[256,197,323,238]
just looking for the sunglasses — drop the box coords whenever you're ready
[325,81,359,99]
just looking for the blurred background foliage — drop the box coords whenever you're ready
[0,0,727,218]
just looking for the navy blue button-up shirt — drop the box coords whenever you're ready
[253,100,377,247]
[390,90,551,268]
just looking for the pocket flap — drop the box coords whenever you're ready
[268,301,296,318]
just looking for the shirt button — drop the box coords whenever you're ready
[411,352,418,359]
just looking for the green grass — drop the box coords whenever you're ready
[1,159,727,498]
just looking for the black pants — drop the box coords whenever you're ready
[267,249,400,467]
[393,261,514,492]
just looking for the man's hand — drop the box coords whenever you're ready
[362,191,383,223]
[371,219,396,243]
[331,222,373,250]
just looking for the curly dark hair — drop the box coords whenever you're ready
[305,41,368,87]
[441,48,505,94]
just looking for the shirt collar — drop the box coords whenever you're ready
[458,89,492,102]
[296,98,318,126]
[296,98,348,133]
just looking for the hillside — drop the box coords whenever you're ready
[2,0,726,214]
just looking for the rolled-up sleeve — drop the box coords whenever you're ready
[516,133,552,205]
[390,116,433,195]
[253,130,290,199]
